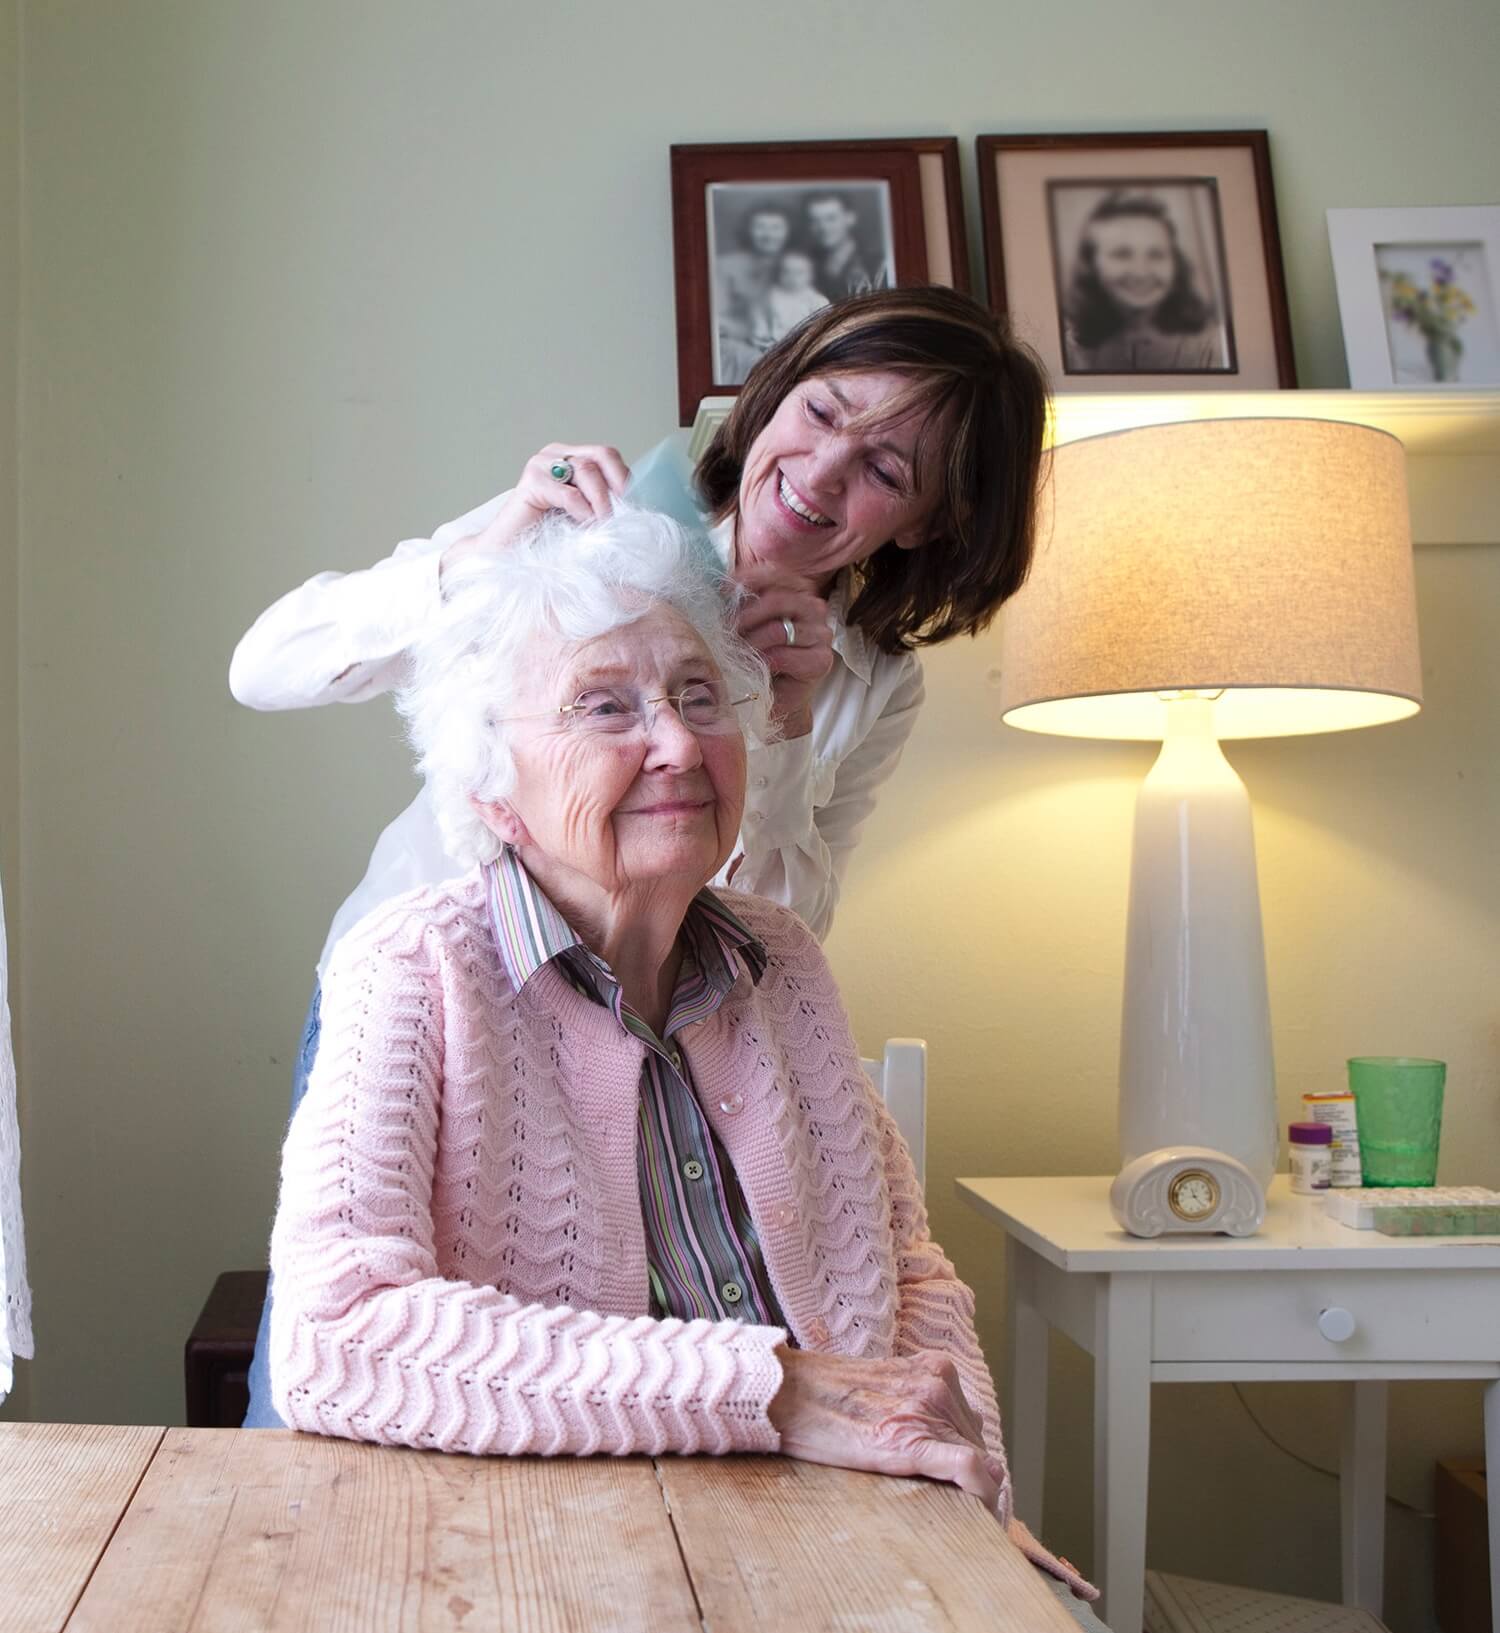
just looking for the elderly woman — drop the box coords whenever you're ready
[268,506,1097,1617]
[238,285,1048,1430]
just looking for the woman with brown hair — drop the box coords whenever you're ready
[234,286,1048,946]
[230,285,1050,1430]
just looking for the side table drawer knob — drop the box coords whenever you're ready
[1318,1306,1358,1343]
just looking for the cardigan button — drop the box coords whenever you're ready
[807,1317,831,1345]
[773,1202,796,1227]
[719,1091,745,1115]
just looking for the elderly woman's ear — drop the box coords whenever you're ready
[470,795,528,847]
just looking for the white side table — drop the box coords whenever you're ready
[957,1175,1500,1633]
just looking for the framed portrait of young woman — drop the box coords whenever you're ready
[977,131,1297,392]
[670,138,968,424]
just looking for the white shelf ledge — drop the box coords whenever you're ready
[690,390,1500,545]
[1049,389,1500,457]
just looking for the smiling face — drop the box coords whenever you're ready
[805,197,856,252]
[777,251,817,292]
[1089,214,1175,314]
[734,369,942,583]
[747,209,791,256]
[481,605,747,899]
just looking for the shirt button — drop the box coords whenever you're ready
[682,1157,705,1182]
[746,811,763,826]
[719,1091,744,1115]
[669,1048,683,1071]
[721,1281,744,1305]
[753,775,769,789]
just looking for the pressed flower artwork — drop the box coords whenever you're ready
[1375,242,1500,385]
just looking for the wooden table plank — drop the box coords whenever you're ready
[70,1429,700,1632]
[0,1422,164,1633]
[658,1456,1080,1631]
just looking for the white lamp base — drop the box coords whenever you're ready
[1118,696,1279,1206]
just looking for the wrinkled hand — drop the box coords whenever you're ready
[768,1346,1001,1510]
[733,562,834,739]
[441,442,629,577]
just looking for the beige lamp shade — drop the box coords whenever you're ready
[998,418,1423,739]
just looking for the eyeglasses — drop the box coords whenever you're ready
[499,682,760,738]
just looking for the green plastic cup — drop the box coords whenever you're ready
[1347,1057,1447,1186]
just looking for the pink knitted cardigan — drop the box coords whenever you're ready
[269,874,1094,1601]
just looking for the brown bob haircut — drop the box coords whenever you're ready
[696,286,1050,654]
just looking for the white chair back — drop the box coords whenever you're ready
[860,1038,927,1191]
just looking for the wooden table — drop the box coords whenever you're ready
[1,1423,1078,1631]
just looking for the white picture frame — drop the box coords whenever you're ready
[1328,205,1500,389]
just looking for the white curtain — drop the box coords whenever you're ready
[0,866,31,1402]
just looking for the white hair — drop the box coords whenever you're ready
[398,504,775,867]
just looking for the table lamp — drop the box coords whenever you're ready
[997,418,1422,1236]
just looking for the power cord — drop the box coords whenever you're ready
[1231,1383,1436,1521]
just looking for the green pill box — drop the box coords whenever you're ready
[1371,1205,1500,1237]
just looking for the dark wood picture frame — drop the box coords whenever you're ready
[977,131,1296,391]
[671,138,969,425]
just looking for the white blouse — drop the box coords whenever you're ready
[229,493,924,973]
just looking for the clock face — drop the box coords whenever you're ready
[1167,1168,1221,1222]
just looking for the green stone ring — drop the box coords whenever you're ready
[549,459,575,485]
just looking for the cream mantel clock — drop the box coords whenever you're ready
[1109,1148,1265,1238]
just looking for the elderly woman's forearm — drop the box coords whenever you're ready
[269,1271,787,1458]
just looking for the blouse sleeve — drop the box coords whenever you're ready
[227,491,512,711]
[729,655,924,939]
[268,905,786,1458]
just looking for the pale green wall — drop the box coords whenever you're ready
[10,2,1499,1627]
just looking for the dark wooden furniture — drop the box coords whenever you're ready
[183,1270,267,1428]
[1437,1460,1492,1633]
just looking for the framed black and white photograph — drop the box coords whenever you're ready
[707,181,895,386]
[978,131,1296,392]
[1046,178,1235,375]
[672,139,968,424]
[1329,205,1500,388]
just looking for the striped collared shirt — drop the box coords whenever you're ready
[484,848,785,1329]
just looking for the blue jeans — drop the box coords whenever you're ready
[242,983,322,1428]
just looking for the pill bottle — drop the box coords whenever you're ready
[1302,1091,1362,1187]
[1289,1122,1333,1194]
